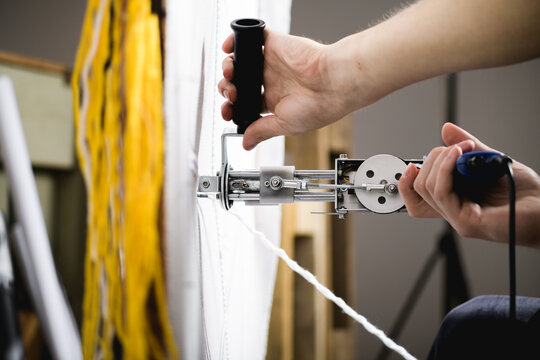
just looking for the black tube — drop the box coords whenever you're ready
[505,161,516,322]
[230,18,265,134]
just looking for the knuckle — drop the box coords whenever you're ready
[435,146,446,153]
[425,178,436,193]
[428,146,445,158]
[217,78,227,90]
[433,192,445,204]
[433,185,445,202]
[413,179,425,195]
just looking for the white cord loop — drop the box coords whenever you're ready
[230,211,417,360]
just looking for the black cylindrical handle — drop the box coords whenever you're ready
[231,18,265,134]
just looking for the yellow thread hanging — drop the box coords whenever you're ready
[72,0,179,358]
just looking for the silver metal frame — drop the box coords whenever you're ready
[197,131,424,218]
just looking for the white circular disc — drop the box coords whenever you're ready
[354,154,407,213]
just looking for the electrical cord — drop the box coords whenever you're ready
[490,154,516,322]
[503,158,516,322]
[457,152,516,322]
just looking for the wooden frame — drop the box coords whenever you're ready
[267,116,355,360]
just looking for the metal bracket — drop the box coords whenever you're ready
[220,130,243,210]
[260,166,295,204]
[196,131,424,217]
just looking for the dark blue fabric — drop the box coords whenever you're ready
[428,295,540,360]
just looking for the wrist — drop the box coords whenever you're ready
[324,30,401,114]
[323,33,373,113]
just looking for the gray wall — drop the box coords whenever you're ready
[290,0,540,359]
[0,1,86,65]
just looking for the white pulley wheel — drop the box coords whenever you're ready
[354,154,407,213]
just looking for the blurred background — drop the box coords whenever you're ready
[0,2,86,356]
[1,0,539,359]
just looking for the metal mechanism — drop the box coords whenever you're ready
[197,131,423,218]
[201,17,424,218]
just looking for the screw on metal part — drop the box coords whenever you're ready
[386,184,398,194]
[243,182,249,188]
[339,154,348,159]
[264,181,270,187]
[202,180,210,188]
[270,176,282,190]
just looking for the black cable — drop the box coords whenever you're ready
[504,159,516,322]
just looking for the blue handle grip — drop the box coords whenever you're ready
[456,151,506,179]
[454,150,509,203]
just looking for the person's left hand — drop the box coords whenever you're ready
[218,29,370,150]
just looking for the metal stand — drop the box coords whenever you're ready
[376,73,470,359]
[375,225,469,360]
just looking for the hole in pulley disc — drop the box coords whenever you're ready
[395,173,402,180]
[366,170,374,178]
[378,196,386,204]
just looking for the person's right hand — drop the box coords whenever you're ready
[218,30,362,150]
[399,123,540,248]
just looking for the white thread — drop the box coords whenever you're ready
[230,211,417,360]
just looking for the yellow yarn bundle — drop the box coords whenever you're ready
[72,0,178,358]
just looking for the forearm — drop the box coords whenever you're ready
[328,0,540,109]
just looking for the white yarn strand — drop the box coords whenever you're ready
[231,211,417,360]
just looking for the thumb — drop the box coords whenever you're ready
[242,114,285,150]
[441,122,494,151]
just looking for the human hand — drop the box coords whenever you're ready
[218,30,362,150]
[398,123,540,248]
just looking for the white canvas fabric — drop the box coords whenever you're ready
[164,1,291,359]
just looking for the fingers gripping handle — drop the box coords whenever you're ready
[230,18,265,134]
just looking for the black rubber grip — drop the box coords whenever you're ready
[453,151,509,203]
[230,18,265,134]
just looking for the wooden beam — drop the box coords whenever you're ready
[0,50,70,74]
